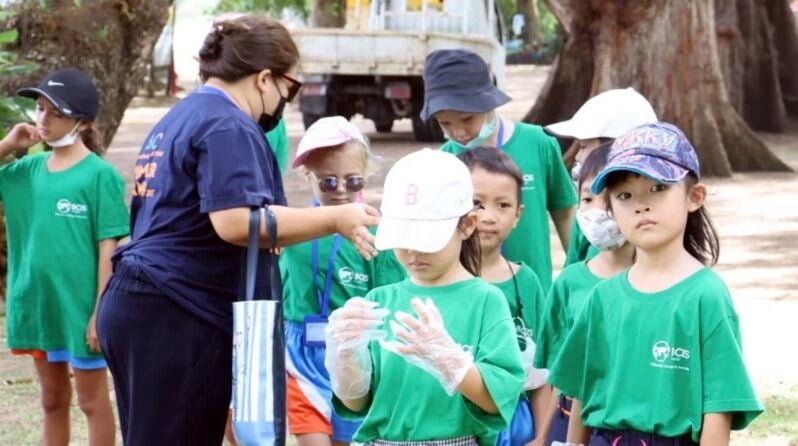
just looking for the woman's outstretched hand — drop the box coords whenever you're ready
[334,203,380,260]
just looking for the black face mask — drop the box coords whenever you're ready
[258,80,287,133]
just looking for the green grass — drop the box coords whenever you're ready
[740,394,798,444]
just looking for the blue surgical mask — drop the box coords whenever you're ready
[453,114,498,150]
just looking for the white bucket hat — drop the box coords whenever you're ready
[545,88,658,140]
[293,116,368,168]
[375,149,474,253]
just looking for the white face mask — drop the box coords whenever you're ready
[576,208,627,251]
[47,121,81,148]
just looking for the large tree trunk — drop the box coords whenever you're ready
[0,0,173,151]
[526,0,792,176]
[766,0,798,116]
[313,0,346,28]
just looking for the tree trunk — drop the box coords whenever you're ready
[517,0,542,48]
[526,0,792,176]
[313,0,346,28]
[766,0,798,116]
[0,0,173,151]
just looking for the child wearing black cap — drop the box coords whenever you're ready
[0,68,129,445]
[422,49,577,293]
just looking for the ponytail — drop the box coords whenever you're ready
[80,123,103,155]
[458,215,481,276]
[683,176,720,266]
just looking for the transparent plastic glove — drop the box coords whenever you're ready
[379,297,473,395]
[516,323,549,390]
[324,297,389,400]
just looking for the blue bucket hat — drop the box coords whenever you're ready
[420,49,510,121]
[591,122,700,194]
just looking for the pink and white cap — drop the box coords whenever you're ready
[293,116,368,168]
[375,149,474,253]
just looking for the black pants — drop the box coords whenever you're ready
[97,263,232,445]
[591,429,697,446]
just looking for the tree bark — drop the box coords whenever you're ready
[526,0,792,176]
[765,0,798,116]
[0,0,173,151]
[312,0,346,28]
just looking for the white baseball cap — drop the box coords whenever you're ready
[293,116,368,168]
[545,88,658,140]
[375,149,474,253]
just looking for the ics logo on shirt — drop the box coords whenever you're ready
[338,267,369,289]
[522,173,535,191]
[651,340,691,371]
[56,199,88,219]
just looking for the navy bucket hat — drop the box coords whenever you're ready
[421,49,510,121]
[591,122,701,194]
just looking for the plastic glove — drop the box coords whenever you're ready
[516,323,549,390]
[379,297,473,395]
[324,297,389,400]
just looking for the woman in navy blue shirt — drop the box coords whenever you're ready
[96,15,380,445]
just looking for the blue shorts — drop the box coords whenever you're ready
[285,321,362,442]
[547,394,572,444]
[11,348,107,370]
[496,395,534,446]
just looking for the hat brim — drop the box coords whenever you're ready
[375,215,460,253]
[591,161,689,195]
[292,135,355,169]
[421,88,511,121]
[16,87,82,119]
[545,118,606,140]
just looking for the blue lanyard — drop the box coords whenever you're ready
[496,119,505,151]
[311,235,342,317]
[196,85,236,106]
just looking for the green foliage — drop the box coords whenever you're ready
[212,0,310,20]
[0,11,37,140]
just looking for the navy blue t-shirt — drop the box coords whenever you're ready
[114,86,286,332]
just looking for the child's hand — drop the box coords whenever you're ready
[380,297,474,395]
[1,123,40,153]
[333,203,380,260]
[86,311,100,353]
[324,297,388,400]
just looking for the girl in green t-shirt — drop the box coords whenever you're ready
[325,149,525,446]
[458,147,552,446]
[0,69,129,446]
[548,123,763,445]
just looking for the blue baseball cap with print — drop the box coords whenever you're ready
[591,122,700,194]
[420,49,510,121]
[17,68,99,121]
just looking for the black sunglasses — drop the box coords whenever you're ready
[278,73,303,103]
[315,175,365,193]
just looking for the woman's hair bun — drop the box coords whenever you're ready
[199,27,224,61]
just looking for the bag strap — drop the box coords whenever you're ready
[244,206,279,302]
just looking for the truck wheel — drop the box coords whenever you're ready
[375,120,394,133]
[412,116,445,143]
[302,113,323,130]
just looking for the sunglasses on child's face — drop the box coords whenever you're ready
[314,174,365,193]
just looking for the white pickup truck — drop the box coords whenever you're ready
[293,0,506,142]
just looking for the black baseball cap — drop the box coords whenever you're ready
[17,68,99,121]
[420,49,510,121]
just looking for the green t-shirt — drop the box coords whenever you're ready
[0,152,130,358]
[548,268,763,441]
[280,233,407,322]
[534,261,601,370]
[265,118,289,174]
[334,278,525,446]
[564,216,599,266]
[491,262,545,350]
[441,122,577,291]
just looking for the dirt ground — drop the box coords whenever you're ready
[1,65,797,444]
